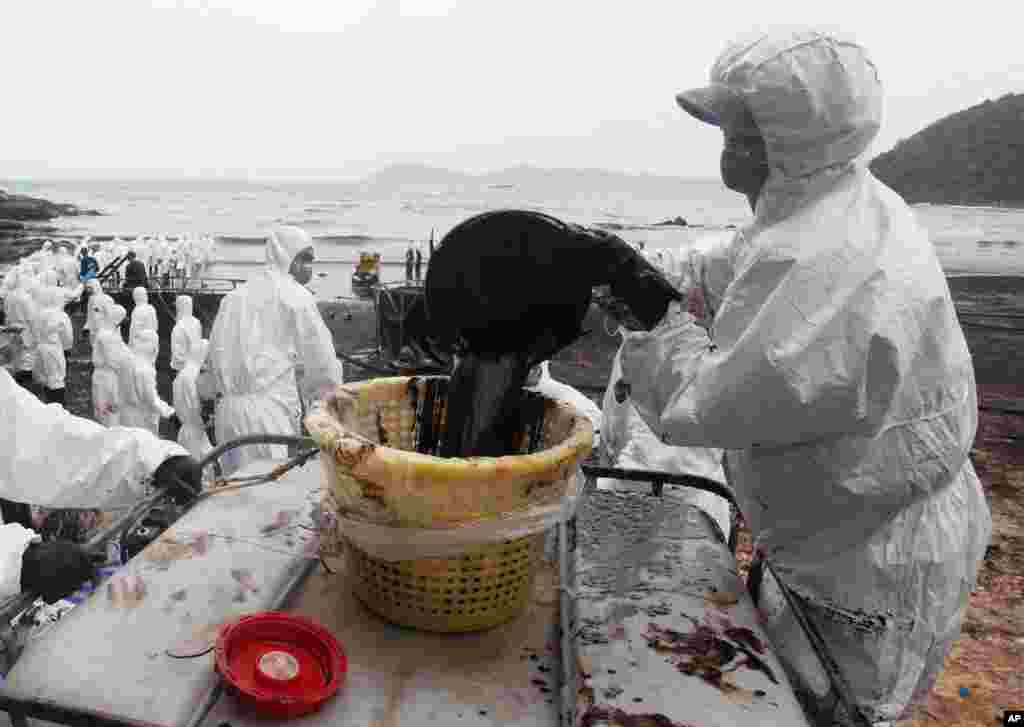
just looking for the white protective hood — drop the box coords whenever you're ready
[620,28,991,724]
[266,224,313,275]
[208,225,343,474]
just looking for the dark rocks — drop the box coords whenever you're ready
[0,192,102,222]
[0,191,100,264]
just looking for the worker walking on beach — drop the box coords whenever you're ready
[207,225,344,474]
[610,28,991,724]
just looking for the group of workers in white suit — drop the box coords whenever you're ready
[0,224,345,606]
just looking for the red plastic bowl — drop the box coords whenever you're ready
[215,612,346,719]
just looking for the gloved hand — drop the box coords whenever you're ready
[570,225,683,329]
[20,541,96,604]
[152,455,202,504]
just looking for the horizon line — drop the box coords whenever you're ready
[1,165,722,185]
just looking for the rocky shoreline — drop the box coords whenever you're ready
[0,190,103,264]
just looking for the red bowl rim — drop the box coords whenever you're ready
[215,611,347,709]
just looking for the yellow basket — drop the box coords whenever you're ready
[346,533,546,633]
[305,375,593,632]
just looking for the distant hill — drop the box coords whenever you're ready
[357,163,709,197]
[870,93,1024,206]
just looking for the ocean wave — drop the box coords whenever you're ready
[304,204,360,214]
[976,239,1021,247]
[217,235,266,245]
[594,220,711,232]
[279,218,329,227]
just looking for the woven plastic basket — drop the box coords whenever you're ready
[305,375,593,632]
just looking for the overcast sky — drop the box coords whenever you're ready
[3,0,1023,181]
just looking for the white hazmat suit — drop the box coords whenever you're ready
[208,225,344,474]
[35,287,74,393]
[9,276,38,383]
[129,287,158,351]
[619,29,991,724]
[170,295,202,372]
[173,338,213,462]
[82,279,104,334]
[0,366,187,599]
[92,302,129,426]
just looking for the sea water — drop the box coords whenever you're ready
[4,178,1024,301]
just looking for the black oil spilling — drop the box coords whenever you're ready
[436,353,533,458]
[407,366,550,459]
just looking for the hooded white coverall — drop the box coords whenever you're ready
[8,275,38,380]
[170,295,202,372]
[208,226,344,474]
[92,303,130,426]
[619,29,991,725]
[0,366,186,599]
[173,338,213,462]
[35,287,74,392]
[129,287,158,351]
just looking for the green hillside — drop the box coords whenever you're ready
[870,93,1024,206]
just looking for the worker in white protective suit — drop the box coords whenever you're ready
[54,243,79,289]
[170,295,202,373]
[131,308,160,367]
[0,365,201,603]
[128,286,158,349]
[616,28,991,725]
[35,287,75,406]
[207,225,344,474]
[173,337,213,462]
[81,279,104,335]
[91,300,128,426]
[8,274,39,394]
[29,279,52,389]
[117,301,174,435]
